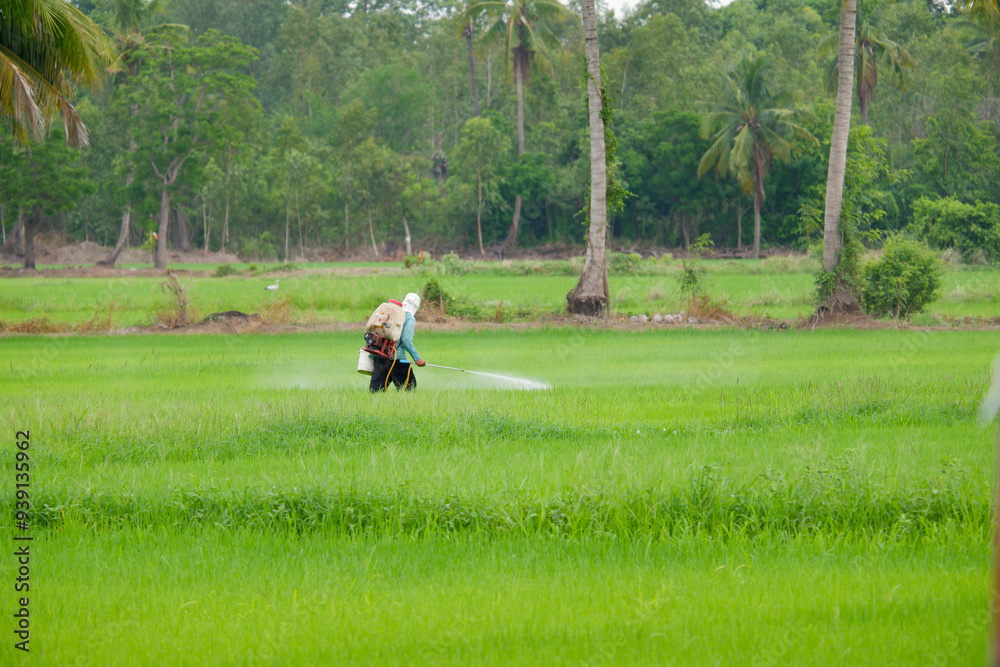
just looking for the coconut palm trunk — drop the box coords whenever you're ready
[465,19,481,116]
[752,151,767,258]
[821,0,859,310]
[503,51,527,257]
[752,191,762,259]
[567,0,608,316]
[476,168,485,255]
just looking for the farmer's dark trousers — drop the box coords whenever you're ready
[370,356,416,392]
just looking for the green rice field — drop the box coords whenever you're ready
[1,263,998,664]
[1,257,997,327]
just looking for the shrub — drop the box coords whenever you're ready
[421,276,452,312]
[435,252,470,276]
[859,237,943,319]
[404,252,430,269]
[910,197,1000,264]
[676,234,714,299]
[214,264,238,278]
[609,252,641,275]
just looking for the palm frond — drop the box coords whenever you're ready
[0,49,43,142]
[956,0,1000,36]
[58,93,88,147]
[697,125,736,179]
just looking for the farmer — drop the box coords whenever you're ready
[370,292,425,392]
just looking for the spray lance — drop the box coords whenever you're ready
[424,363,551,390]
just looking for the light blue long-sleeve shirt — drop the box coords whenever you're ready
[395,312,421,364]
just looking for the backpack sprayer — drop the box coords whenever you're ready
[357,300,550,390]
[357,299,405,374]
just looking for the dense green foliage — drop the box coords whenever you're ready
[911,196,1000,263]
[859,235,943,317]
[0,0,996,259]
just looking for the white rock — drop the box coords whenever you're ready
[687,316,699,324]
[628,315,639,324]
[652,313,664,323]
[638,314,649,323]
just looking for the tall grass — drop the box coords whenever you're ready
[31,527,989,665]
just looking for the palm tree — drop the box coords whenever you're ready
[0,0,116,146]
[819,0,915,125]
[566,0,608,315]
[957,0,1000,34]
[820,0,858,312]
[465,0,572,256]
[698,51,817,259]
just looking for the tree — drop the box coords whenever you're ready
[0,0,116,146]
[819,0,859,312]
[466,0,572,256]
[95,0,185,267]
[623,109,723,248]
[698,50,818,259]
[0,126,96,269]
[329,99,377,252]
[819,0,915,124]
[912,111,1000,204]
[352,137,404,256]
[453,117,511,254]
[123,29,259,268]
[566,0,608,316]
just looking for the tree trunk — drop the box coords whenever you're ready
[98,203,133,267]
[100,122,137,266]
[567,0,609,317]
[465,19,481,117]
[502,53,527,257]
[402,216,412,256]
[23,206,40,270]
[155,185,171,269]
[820,0,859,310]
[175,206,192,252]
[203,196,209,252]
[8,212,25,255]
[344,201,350,252]
[752,190,762,259]
[223,191,230,253]
[679,214,691,249]
[296,189,303,259]
[737,200,748,250]
[515,53,525,155]
[284,200,290,262]
[476,169,485,255]
[367,203,378,257]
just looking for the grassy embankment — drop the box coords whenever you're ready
[1,326,995,664]
[0,257,996,327]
